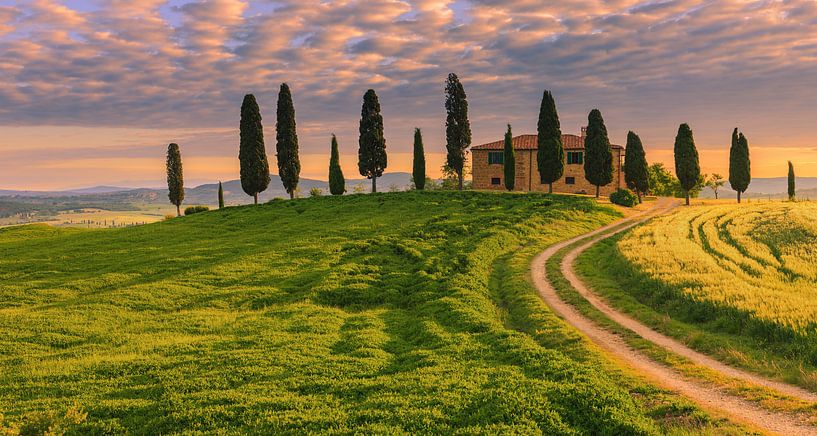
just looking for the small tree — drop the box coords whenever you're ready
[166,143,184,216]
[583,109,613,198]
[674,123,701,206]
[729,128,751,203]
[358,89,387,193]
[276,83,301,199]
[647,162,677,197]
[445,73,471,190]
[218,181,225,209]
[537,90,564,193]
[503,124,516,191]
[788,161,796,201]
[705,173,725,199]
[412,128,426,190]
[623,131,649,202]
[328,134,345,195]
[239,94,271,204]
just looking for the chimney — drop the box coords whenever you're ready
[580,126,588,138]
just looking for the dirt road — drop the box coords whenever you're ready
[531,198,817,435]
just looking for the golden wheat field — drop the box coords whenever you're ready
[619,202,817,351]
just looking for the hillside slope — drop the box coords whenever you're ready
[0,192,733,433]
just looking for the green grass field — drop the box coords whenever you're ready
[0,191,736,434]
[578,202,817,390]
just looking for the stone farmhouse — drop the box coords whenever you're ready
[471,130,624,196]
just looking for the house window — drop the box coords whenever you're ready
[566,151,583,165]
[488,151,504,165]
[491,177,501,185]
[565,177,576,185]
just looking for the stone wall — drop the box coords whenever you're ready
[471,149,623,196]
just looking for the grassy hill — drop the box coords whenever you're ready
[0,191,730,434]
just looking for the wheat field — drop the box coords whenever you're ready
[619,202,817,358]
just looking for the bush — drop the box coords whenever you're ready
[309,187,323,197]
[163,214,176,221]
[184,206,210,216]
[609,188,637,207]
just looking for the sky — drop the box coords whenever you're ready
[1,0,817,190]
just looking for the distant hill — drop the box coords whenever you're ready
[699,177,817,199]
[64,186,134,194]
[185,172,414,205]
[0,173,417,216]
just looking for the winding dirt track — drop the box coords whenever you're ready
[531,198,817,435]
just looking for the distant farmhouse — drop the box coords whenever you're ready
[471,129,624,196]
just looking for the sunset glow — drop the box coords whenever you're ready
[2,0,817,189]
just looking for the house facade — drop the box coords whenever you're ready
[471,132,624,196]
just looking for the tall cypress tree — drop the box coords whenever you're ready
[623,131,649,203]
[328,134,345,195]
[412,128,426,190]
[166,143,184,216]
[537,90,564,193]
[729,128,751,203]
[358,89,387,192]
[583,109,613,198]
[504,124,516,191]
[276,83,300,199]
[674,123,701,206]
[445,73,471,190]
[239,94,270,204]
[218,181,224,209]
[788,161,796,201]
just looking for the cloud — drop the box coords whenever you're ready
[2,0,817,188]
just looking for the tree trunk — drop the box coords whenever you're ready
[685,191,690,205]
[637,191,642,203]
[548,183,553,194]
[595,185,600,198]
[372,176,377,193]
[737,191,741,203]
[714,191,719,200]
[254,193,258,205]
[176,204,181,217]
[458,170,463,191]
[289,190,294,200]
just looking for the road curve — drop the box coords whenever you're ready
[531,198,817,435]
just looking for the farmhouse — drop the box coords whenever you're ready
[471,130,624,196]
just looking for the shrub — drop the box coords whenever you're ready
[309,187,323,197]
[184,206,210,216]
[163,214,176,221]
[609,188,637,207]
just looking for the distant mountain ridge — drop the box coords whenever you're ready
[0,172,416,206]
[699,177,817,199]
[5,174,814,203]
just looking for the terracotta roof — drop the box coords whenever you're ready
[472,134,622,150]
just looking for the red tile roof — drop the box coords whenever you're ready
[472,134,622,150]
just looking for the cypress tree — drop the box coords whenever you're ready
[328,134,345,195]
[276,83,300,199]
[165,143,184,217]
[583,109,613,198]
[218,181,224,209]
[537,90,564,193]
[412,128,426,190]
[674,123,701,206]
[788,161,796,201]
[358,89,387,192]
[623,131,649,203]
[239,94,270,204]
[729,128,751,203]
[444,73,471,190]
[504,124,516,191]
